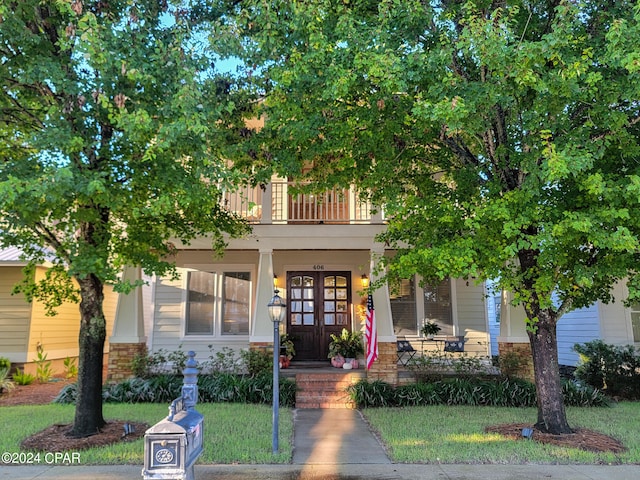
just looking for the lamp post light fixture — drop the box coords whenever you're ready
[267,289,285,454]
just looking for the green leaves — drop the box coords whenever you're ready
[0,0,252,300]
[224,0,640,323]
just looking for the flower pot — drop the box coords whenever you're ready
[279,355,290,369]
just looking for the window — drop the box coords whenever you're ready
[389,276,455,336]
[423,278,453,336]
[186,270,252,336]
[222,272,251,335]
[186,271,215,335]
[390,278,417,335]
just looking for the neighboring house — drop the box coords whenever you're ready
[0,246,118,376]
[494,281,639,369]
[109,179,491,384]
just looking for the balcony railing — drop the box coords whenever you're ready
[223,182,380,224]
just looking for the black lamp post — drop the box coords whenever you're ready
[267,289,285,454]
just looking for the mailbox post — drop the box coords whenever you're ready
[142,351,203,480]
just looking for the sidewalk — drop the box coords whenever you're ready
[2,409,639,480]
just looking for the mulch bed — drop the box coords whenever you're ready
[20,421,148,452]
[485,423,627,453]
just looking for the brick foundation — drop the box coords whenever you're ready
[365,342,399,386]
[107,343,147,382]
[498,341,534,381]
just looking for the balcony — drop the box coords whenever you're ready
[223,182,382,225]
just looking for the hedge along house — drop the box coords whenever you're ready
[108,178,491,386]
[0,246,118,377]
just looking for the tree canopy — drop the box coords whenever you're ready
[216,0,640,434]
[0,0,253,436]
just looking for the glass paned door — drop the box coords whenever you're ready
[287,271,352,360]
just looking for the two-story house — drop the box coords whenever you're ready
[107,179,491,385]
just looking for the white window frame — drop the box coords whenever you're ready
[182,264,254,339]
[389,275,458,337]
[418,277,457,337]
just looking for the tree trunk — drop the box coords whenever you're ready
[70,273,106,438]
[528,309,573,434]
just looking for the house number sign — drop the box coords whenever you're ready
[312,265,325,270]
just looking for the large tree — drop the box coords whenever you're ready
[0,1,252,437]
[215,0,640,434]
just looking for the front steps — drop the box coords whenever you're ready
[293,370,366,409]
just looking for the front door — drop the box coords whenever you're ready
[287,271,352,361]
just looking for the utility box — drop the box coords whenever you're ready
[142,351,202,480]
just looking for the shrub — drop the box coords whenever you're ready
[201,346,242,374]
[54,383,77,404]
[0,367,15,393]
[34,344,53,383]
[395,382,442,406]
[0,357,11,370]
[12,369,35,385]
[494,351,528,379]
[55,372,297,407]
[198,372,296,407]
[240,348,273,377]
[103,378,157,403]
[406,351,495,381]
[562,379,610,407]
[574,340,640,399]
[130,346,188,378]
[347,377,605,408]
[63,357,78,379]
[346,380,397,407]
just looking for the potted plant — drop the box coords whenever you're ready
[279,334,296,369]
[421,321,442,339]
[328,328,364,368]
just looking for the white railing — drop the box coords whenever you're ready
[223,182,377,224]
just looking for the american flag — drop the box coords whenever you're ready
[365,293,378,369]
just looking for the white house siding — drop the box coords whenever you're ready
[556,304,600,366]
[0,266,31,362]
[454,279,490,356]
[151,273,186,352]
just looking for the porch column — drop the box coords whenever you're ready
[250,249,277,351]
[108,266,147,381]
[366,245,399,385]
[497,289,534,381]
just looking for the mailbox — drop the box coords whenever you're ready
[142,351,203,480]
[142,398,203,480]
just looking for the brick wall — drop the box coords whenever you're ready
[107,343,147,382]
[498,341,534,381]
[365,342,399,385]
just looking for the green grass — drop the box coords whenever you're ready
[361,402,640,464]
[2,402,640,465]
[0,403,293,464]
